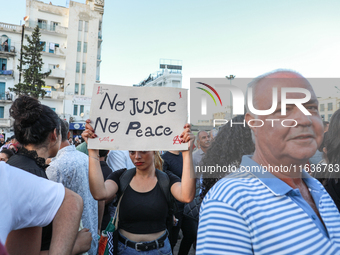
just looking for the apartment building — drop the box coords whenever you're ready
[0,0,104,138]
[318,97,340,121]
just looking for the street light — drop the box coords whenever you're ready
[63,83,70,119]
[226,75,235,117]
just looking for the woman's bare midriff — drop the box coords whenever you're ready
[119,229,166,242]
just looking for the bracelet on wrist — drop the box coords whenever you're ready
[89,155,99,161]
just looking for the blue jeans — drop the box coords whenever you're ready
[117,231,172,255]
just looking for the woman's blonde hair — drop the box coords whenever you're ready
[154,151,163,171]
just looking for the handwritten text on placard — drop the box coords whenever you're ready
[88,84,187,151]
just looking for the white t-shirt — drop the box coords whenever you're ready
[0,162,65,243]
[106,150,134,171]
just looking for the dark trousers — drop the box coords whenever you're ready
[170,211,198,255]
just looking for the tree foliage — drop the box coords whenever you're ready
[10,25,51,98]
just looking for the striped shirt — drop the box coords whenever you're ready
[197,156,340,255]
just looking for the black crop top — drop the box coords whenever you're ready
[107,169,180,234]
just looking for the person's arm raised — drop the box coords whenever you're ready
[82,119,118,201]
[170,123,196,203]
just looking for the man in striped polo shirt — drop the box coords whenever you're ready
[197,70,340,254]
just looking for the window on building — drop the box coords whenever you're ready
[0,36,9,52]
[328,103,333,111]
[321,115,325,120]
[0,59,7,71]
[320,104,324,111]
[75,83,79,94]
[82,63,86,73]
[83,42,87,53]
[50,22,59,31]
[0,107,4,118]
[81,84,85,95]
[49,43,59,54]
[76,62,80,73]
[99,21,102,31]
[39,41,46,52]
[0,82,5,100]
[77,41,81,52]
[50,107,56,112]
[78,20,83,31]
[38,19,47,30]
[80,105,84,115]
[328,114,332,121]
[85,21,89,32]
[73,105,78,115]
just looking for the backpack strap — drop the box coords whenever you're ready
[155,169,171,205]
[118,168,171,206]
[156,169,176,237]
[119,167,136,195]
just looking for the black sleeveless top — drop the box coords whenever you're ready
[107,169,180,234]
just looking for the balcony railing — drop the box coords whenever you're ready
[0,46,16,54]
[0,70,13,76]
[45,91,65,100]
[0,93,13,101]
[51,68,65,78]
[42,47,66,58]
[28,21,67,35]
[0,118,11,128]
[0,22,22,32]
[40,68,65,78]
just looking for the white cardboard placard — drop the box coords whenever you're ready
[88,84,188,151]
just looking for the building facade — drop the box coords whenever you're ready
[0,23,22,138]
[318,97,340,121]
[0,0,104,139]
[134,59,182,88]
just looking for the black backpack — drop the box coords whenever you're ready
[117,168,177,235]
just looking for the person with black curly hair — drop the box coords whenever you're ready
[200,115,255,199]
[5,95,91,255]
[0,149,14,162]
[322,109,340,211]
[7,95,61,178]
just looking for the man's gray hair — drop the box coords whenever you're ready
[244,69,302,144]
[244,69,302,115]
[196,130,206,141]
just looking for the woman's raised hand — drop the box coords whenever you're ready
[180,123,195,151]
[81,119,97,144]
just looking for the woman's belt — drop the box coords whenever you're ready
[118,231,168,252]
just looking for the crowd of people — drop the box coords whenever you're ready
[2,69,340,255]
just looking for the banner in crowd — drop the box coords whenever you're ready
[88,84,188,151]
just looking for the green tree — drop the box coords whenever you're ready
[10,25,51,98]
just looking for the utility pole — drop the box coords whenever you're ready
[63,83,70,119]
[18,24,25,84]
[19,16,29,84]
